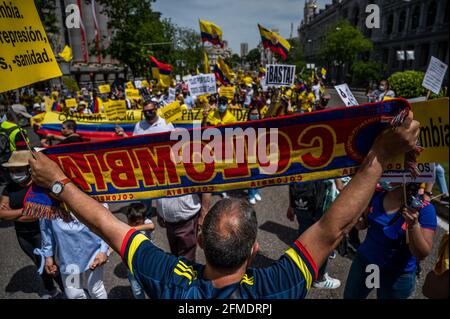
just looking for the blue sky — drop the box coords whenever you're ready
[152,0,329,54]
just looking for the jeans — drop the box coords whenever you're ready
[296,213,328,280]
[248,188,260,199]
[344,252,416,299]
[61,267,107,299]
[435,163,448,195]
[128,272,145,299]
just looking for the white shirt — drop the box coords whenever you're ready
[312,84,321,102]
[132,116,174,136]
[156,194,201,223]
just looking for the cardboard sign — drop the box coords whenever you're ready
[422,56,448,95]
[265,64,295,87]
[104,100,127,120]
[380,163,435,183]
[0,0,62,93]
[65,98,77,108]
[219,86,235,100]
[185,74,216,98]
[98,84,110,94]
[158,101,182,123]
[125,89,141,100]
[334,84,359,107]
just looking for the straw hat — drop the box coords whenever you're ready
[2,150,33,168]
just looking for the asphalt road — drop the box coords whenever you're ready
[0,89,448,299]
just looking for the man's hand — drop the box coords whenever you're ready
[286,207,295,222]
[90,252,108,270]
[29,152,67,189]
[371,111,420,168]
[45,256,58,275]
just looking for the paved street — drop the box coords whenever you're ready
[0,89,447,299]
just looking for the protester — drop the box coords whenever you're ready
[368,79,396,103]
[287,180,341,289]
[424,163,449,204]
[125,203,155,299]
[27,111,420,299]
[422,232,449,299]
[246,107,262,205]
[41,120,83,147]
[0,151,64,298]
[206,96,237,126]
[343,183,436,299]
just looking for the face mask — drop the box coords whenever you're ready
[249,114,259,121]
[379,85,386,92]
[10,170,30,184]
[144,110,157,121]
[218,104,227,113]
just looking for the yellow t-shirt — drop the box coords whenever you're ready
[434,232,449,276]
[301,93,315,112]
[206,109,237,126]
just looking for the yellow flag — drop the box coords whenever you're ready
[58,45,73,62]
[203,51,210,74]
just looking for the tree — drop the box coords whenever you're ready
[225,54,242,69]
[285,39,305,74]
[319,20,373,82]
[245,48,260,69]
[35,0,59,35]
[352,61,383,86]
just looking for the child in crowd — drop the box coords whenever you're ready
[125,203,155,299]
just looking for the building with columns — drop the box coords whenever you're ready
[298,0,449,81]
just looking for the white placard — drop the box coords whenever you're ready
[265,64,296,87]
[134,80,142,89]
[168,87,176,102]
[185,74,217,98]
[334,84,359,107]
[380,163,436,183]
[176,75,181,82]
[260,76,268,92]
[422,56,448,95]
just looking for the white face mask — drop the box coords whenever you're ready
[10,170,30,184]
[379,85,386,92]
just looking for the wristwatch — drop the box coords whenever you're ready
[50,178,72,197]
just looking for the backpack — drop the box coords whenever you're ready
[289,181,329,221]
[0,125,18,164]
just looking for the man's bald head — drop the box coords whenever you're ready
[201,198,258,273]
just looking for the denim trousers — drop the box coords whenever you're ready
[248,188,260,198]
[343,252,416,299]
[128,272,145,299]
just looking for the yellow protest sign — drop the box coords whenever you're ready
[219,86,235,100]
[413,98,449,162]
[65,98,77,108]
[158,101,182,123]
[141,80,150,88]
[98,84,110,94]
[103,100,127,120]
[0,0,62,93]
[125,89,141,99]
[126,81,134,89]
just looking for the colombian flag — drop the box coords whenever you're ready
[258,24,291,60]
[213,57,234,86]
[199,19,224,48]
[150,56,173,88]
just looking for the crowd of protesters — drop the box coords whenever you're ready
[0,69,448,299]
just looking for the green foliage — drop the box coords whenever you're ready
[352,61,383,84]
[388,70,444,99]
[35,1,58,35]
[225,54,242,68]
[285,39,305,72]
[62,76,80,92]
[245,48,261,69]
[319,20,373,65]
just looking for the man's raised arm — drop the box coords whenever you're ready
[299,111,420,269]
[29,152,131,253]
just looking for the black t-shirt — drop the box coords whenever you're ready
[61,135,84,144]
[2,182,39,232]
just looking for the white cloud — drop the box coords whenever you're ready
[153,0,330,53]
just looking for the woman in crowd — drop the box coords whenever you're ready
[246,106,263,205]
[344,183,436,299]
[0,151,64,298]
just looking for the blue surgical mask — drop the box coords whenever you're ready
[249,115,259,121]
[218,104,227,113]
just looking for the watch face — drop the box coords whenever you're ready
[52,183,63,195]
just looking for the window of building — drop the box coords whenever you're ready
[426,1,437,27]
[386,14,394,35]
[438,42,448,63]
[352,7,359,26]
[420,44,430,66]
[411,6,420,30]
[393,47,401,68]
[398,10,406,32]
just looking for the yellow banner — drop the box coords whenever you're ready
[219,86,235,100]
[158,101,182,123]
[98,84,110,94]
[104,100,127,121]
[65,98,77,108]
[0,0,62,93]
[413,98,449,162]
[125,89,141,99]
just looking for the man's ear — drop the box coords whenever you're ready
[251,241,259,259]
[198,232,204,250]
